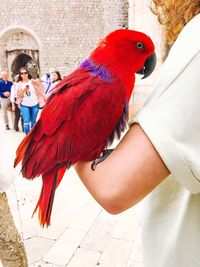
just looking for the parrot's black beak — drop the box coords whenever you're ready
[137,53,157,79]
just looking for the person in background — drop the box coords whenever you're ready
[75,1,200,267]
[41,68,59,97]
[42,68,58,95]
[50,70,62,87]
[0,71,14,130]
[42,73,52,94]
[17,67,44,134]
[44,70,62,98]
[10,74,23,132]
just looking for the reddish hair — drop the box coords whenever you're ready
[151,0,200,52]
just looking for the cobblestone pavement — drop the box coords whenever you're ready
[0,111,143,267]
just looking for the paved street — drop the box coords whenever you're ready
[0,110,143,267]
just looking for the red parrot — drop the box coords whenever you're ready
[14,29,156,226]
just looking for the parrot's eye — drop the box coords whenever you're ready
[136,42,144,49]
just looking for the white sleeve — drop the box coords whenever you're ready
[10,85,15,103]
[131,52,200,194]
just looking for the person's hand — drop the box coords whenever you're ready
[17,90,24,98]
[4,91,10,97]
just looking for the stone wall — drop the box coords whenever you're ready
[0,0,128,78]
[0,0,163,104]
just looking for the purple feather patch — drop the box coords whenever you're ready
[80,59,113,83]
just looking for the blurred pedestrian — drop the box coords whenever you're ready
[50,70,62,87]
[17,67,44,134]
[43,68,57,93]
[44,69,62,98]
[10,74,23,132]
[42,73,52,94]
[0,71,14,130]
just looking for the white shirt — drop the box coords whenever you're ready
[19,80,38,107]
[131,14,200,267]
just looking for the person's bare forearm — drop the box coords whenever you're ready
[75,124,169,214]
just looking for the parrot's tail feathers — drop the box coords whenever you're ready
[33,171,57,227]
[14,128,34,168]
[57,165,67,186]
[33,166,67,227]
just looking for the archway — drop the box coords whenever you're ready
[0,26,41,78]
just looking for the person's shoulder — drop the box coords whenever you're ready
[190,13,200,25]
[180,14,200,40]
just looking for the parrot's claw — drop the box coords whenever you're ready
[91,149,113,171]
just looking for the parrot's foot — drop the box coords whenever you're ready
[91,149,113,171]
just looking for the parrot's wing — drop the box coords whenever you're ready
[37,68,98,137]
[15,67,127,177]
[36,67,127,138]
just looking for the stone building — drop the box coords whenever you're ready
[0,0,162,103]
[0,0,128,78]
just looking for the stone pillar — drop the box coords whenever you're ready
[128,0,164,104]
[0,41,8,73]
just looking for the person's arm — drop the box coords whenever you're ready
[75,123,170,214]
[32,78,47,107]
[10,86,15,111]
[10,85,15,103]
[17,88,26,98]
[0,83,4,97]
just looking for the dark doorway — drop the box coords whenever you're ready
[11,53,32,75]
